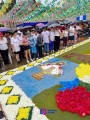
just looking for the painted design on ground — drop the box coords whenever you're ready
[63,53,90,63]
[0,80,8,86]
[76,63,90,83]
[56,86,90,117]
[0,39,89,120]
[12,58,77,98]
[16,106,33,120]
[32,62,66,80]
[6,95,21,105]
[0,86,13,94]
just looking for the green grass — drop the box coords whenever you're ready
[32,85,90,120]
[58,42,90,64]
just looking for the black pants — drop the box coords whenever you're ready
[37,46,43,58]
[63,37,68,47]
[0,49,9,65]
[55,36,60,51]
[20,45,25,60]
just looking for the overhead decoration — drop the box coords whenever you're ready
[0,0,13,18]
[0,0,90,23]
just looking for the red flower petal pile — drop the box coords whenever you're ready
[56,86,90,117]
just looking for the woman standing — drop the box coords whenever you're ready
[0,32,9,65]
[22,33,32,63]
[11,32,20,63]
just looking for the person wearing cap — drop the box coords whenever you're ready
[11,32,20,63]
[16,31,24,60]
[0,32,9,65]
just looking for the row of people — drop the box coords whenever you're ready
[0,24,81,66]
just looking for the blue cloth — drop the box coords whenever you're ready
[12,58,78,98]
[49,41,54,51]
[44,43,49,53]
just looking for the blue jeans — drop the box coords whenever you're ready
[44,43,49,53]
[49,41,54,51]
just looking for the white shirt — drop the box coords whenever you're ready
[69,26,75,36]
[33,34,39,43]
[11,37,20,52]
[0,37,8,50]
[16,35,23,45]
[63,30,68,37]
[42,31,50,43]
[54,30,60,36]
[76,25,81,30]
[33,34,38,40]
[50,31,55,41]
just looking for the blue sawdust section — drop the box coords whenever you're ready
[12,58,78,98]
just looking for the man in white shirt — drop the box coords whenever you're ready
[42,28,50,55]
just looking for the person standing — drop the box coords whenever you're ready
[37,31,43,58]
[0,32,9,65]
[28,34,38,60]
[16,31,24,60]
[63,28,68,48]
[49,27,55,53]
[42,28,50,55]
[74,26,78,43]
[11,32,20,63]
[54,27,60,51]
[68,25,75,45]
[22,33,32,63]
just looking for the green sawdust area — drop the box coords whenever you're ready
[58,42,90,64]
[32,85,90,120]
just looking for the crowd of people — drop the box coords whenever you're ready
[0,23,86,68]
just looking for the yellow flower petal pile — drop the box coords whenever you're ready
[27,62,35,67]
[43,57,49,60]
[49,54,55,58]
[76,63,90,79]
[7,95,20,105]
[1,86,13,94]
[18,66,25,71]
[36,59,42,63]
[16,107,31,120]
[6,71,15,75]
[56,52,60,55]
[0,80,8,86]
[0,75,3,79]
